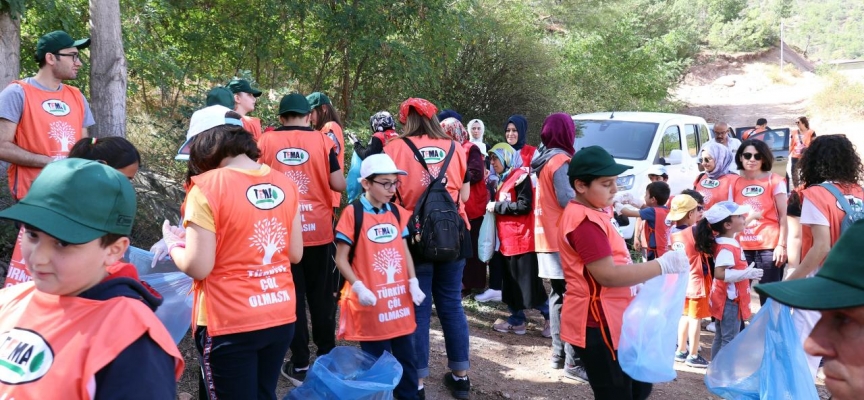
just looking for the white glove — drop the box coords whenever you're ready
[149,239,169,268]
[161,220,186,253]
[346,132,359,145]
[724,263,762,283]
[657,250,689,275]
[408,277,426,306]
[613,202,626,214]
[352,281,377,306]
[486,201,496,213]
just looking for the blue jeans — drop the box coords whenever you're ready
[413,259,471,379]
[711,298,741,360]
[361,334,419,400]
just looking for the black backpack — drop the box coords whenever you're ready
[397,138,465,262]
[348,198,401,265]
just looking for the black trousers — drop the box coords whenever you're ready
[289,244,336,368]
[573,327,652,400]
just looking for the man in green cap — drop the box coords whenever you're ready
[227,78,264,141]
[0,30,95,201]
[257,93,346,384]
[755,220,864,400]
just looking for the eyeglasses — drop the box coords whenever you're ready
[698,157,713,164]
[713,130,726,135]
[53,52,80,62]
[371,180,401,190]
[741,152,763,161]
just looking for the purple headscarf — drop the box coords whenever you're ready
[540,113,576,155]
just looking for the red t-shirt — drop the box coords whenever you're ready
[567,221,613,327]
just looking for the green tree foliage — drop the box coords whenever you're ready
[783,1,864,60]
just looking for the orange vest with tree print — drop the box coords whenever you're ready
[242,116,263,141]
[733,173,785,250]
[335,203,416,341]
[321,121,345,207]
[801,183,864,266]
[8,81,85,200]
[258,129,335,246]
[0,282,184,398]
[190,167,299,336]
[694,173,738,209]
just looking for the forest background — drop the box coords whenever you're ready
[0,0,861,251]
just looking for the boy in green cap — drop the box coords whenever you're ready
[227,78,264,140]
[0,158,183,398]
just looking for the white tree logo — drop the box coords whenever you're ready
[48,121,76,152]
[248,217,287,265]
[743,198,763,213]
[420,165,442,187]
[373,248,403,284]
[698,190,712,207]
[284,170,310,194]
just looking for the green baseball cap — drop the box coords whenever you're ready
[227,79,262,97]
[306,92,331,108]
[205,86,235,108]
[755,219,864,310]
[36,31,90,62]
[567,146,632,178]
[279,93,311,115]
[0,159,136,244]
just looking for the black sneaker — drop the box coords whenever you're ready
[280,361,307,386]
[563,363,589,384]
[418,387,425,400]
[685,354,709,368]
[443,372,470,399]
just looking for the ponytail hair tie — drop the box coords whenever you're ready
[91,137,97,145]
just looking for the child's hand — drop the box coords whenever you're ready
[486,201,496,213]
[161,220,186,253]
[351,281,377,306]
[408,277,426,306]
[149,239,169,268]
[743,262,764,280]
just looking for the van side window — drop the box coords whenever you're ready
[697,124,710,152]
[657,126,682,164]
[685,124,699,156]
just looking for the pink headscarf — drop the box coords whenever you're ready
[440,117,468,145]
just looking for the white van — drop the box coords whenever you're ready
[572,112,712,239]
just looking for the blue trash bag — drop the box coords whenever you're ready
[286,346,402,400]
[477,212,496,262]
[346,150,363,202]
[123,246,193,345]
[705,299,818,400]
[618,270,688,383]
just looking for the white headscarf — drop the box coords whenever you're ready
[467,119,487,154]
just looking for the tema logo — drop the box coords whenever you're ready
[366,223,398,244]
[836,195,864,212]
[671,242,685,251]
[741,185,765,197]
[417,147,445,164]
[246,184,286,210]
[277,148,310,166]
[41,100,71,117]
[0,328,54,384]
[700,179,720,189]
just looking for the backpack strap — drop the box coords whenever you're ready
[396,138,456,204]
[819,183,856,217]
[348,199,364,265]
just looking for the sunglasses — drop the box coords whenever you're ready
[741,152,763,161]
[697,157,713,164]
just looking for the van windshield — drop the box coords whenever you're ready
[573,120,658,160]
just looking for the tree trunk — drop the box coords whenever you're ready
[0,10,20,90]
[89,0,127,138]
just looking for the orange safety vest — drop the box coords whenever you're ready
[694,173,738,209]
[495,167,534,256]
[8,81,85,200]
[372,130,399,145]
[801,183,864,265]
[0,283,184,398]
[558,202,634,350]
[335,203,416,341]
[258,128,336,246]
[789,129,815,159]
[321,121,345,208]
[241,116,263,142]
[385,136,469,226]
[534,153,570,253]
[3,227,29,288]
[670,227,711,298]
[643,207,670,256]
[709,242,752,321]
[741,128,765,141]
[733,173,785,250]
[190,167,300,336]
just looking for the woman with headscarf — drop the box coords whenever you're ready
[350,111,400,160]
[467,119,488,155]
[442,118,489,296]
[695,141,739,209]
[505,115,536,169]
[487,143,549,336]
[531,113,588,381]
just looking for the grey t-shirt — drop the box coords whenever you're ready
[0,77,95,127]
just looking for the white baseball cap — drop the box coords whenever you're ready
[704,201,751,224]
[175,105,244,161]
[646,165,668,176]
[358,154,407,182]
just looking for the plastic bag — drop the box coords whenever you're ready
[618,270,688,383]
[124,246,193,345]
[477,212,496,262]
[705,299,818,400]
[286,346,402,400]
[346,150,364,202]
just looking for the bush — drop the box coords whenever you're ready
[810,72,864,118]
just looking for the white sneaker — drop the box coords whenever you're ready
[706,322,716,333]
[475,289,502,303]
